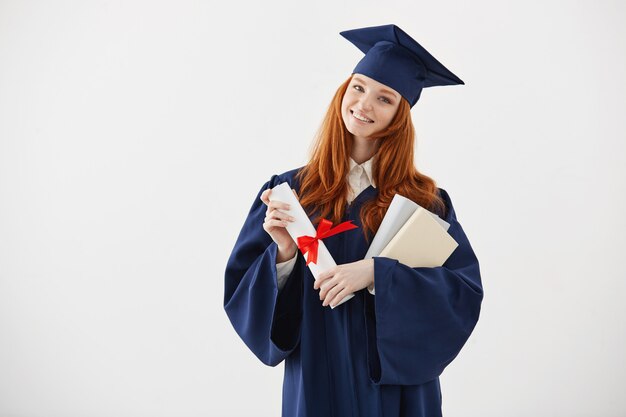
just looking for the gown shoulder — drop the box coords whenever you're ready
[265,166,306,190]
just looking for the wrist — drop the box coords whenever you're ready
[277,242,297,263]
[367,259,375,291]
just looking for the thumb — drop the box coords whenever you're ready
[291,188,299,200]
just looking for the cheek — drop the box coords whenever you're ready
[340,98,348,115]
[340,97,347,111]
[379,108,397,127]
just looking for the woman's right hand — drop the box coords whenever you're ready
[260,188,299,261]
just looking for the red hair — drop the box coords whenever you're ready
[295,74,446,243]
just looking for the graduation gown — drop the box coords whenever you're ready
[224,167,483,417]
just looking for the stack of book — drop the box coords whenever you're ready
[364,193,458,268]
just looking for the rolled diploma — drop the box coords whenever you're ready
[269,182,354,308]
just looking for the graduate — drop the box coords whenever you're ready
[224,24,483,417]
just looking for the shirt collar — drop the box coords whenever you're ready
[349,154,377,188]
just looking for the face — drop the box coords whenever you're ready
[341,73,402,140]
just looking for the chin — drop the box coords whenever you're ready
[349,124,372,136]
[346,126,361,137]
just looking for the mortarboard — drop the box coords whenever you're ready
[340,24,464,107]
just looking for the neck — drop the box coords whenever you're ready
[350,135,379,164]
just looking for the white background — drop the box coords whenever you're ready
[1,1,625,416]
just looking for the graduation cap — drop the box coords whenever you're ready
[340,24,464,107]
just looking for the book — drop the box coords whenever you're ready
[379,205,458,267]
[365,193,458,267]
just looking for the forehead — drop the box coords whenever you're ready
[351,74,400,97]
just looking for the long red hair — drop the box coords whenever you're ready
[295,74,446,243]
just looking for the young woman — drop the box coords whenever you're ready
[224,24,483,417]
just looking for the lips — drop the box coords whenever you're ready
[351,110,374,123]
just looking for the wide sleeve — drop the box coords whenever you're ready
[223,175,304,367]
[364,188,484,385]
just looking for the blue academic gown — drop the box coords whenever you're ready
[224,167,483,417]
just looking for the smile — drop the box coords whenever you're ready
[351,110,374,123]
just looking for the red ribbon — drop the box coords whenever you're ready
[297,218,358,265]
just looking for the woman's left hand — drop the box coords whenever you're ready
[314,259,374,308]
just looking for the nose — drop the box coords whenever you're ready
[359,94,374,111]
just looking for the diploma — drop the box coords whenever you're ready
[269,182,355,309]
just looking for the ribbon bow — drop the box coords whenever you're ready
[297,218,358,265]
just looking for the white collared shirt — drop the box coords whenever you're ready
[347,155,376,205]
[276,155,377,295]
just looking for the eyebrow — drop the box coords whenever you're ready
[352,76,399,98]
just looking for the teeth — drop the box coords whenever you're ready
[353,111,373,123]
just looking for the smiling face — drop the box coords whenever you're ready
[341,73,402,141]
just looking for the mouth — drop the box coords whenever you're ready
[351,110,374,123]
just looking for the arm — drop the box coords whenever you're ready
[223,175,303,366]
[364,188,483,385]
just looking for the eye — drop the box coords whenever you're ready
[353,83,392,104]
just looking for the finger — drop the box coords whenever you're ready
[319,281,332,300]
[320,267,337,282]
[267,200,291,211]
[319,279,337,299]
[266,206,288,217]
[314,271,331,290]
[317,266,339,289]
[266,219,289,229]
[267,208,295,222]
[292,188,299,200]
[260,189,271,205]
[323,282,343,306]
[329,287,351,308]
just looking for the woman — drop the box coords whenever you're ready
[224,24,483,417]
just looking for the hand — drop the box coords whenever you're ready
[260,187,300,257]
[314,259,374,308]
